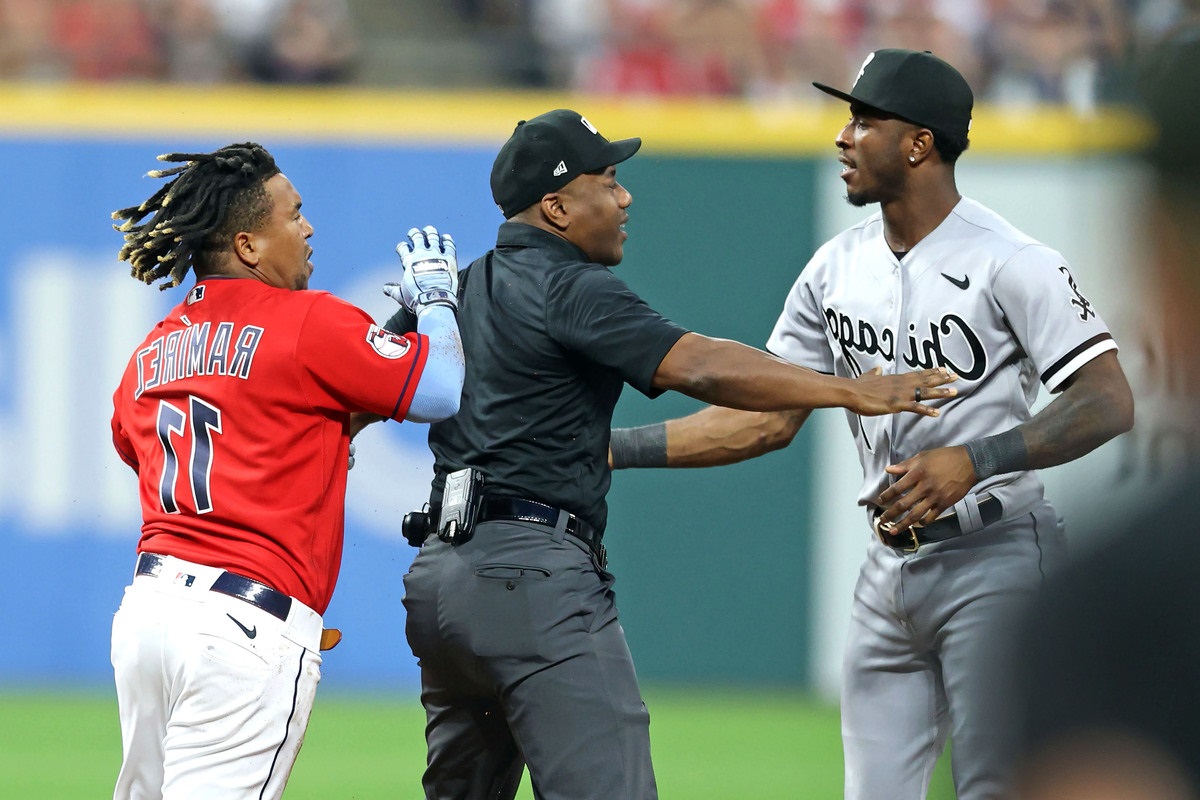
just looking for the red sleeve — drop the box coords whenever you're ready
[110,377,139,471]
[293,293,429,421]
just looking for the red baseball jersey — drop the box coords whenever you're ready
[111,277,428,614]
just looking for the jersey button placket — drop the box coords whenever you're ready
[887,263,906,469]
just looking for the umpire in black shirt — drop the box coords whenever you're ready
[383,108,957,800]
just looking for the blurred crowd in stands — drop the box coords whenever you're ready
[522,0,1200,110]
[0,0,356,84]
[0,0,1196,111]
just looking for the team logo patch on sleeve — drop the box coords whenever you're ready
[366,325,411,359]
[1057,265,1096,321]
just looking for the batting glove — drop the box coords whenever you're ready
[384,225,458,314]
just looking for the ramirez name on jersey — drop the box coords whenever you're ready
[134,320,263,399]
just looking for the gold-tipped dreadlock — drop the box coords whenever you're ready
[113,142,281,290]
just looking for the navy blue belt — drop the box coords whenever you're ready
[135,552,292,621]
[479,497,606,568]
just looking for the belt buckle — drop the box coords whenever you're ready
[874,516,921,553]
[597,543,608,570]
[901,522,921,553]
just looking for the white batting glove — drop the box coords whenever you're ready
[383,225,458,314]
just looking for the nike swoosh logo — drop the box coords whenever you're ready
[227,613,257,639]
[942,273,970,290]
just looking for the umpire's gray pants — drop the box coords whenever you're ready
[842,503,1065,800]
[403,519,657,800]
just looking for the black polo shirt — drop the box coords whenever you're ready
[385,222,688,533]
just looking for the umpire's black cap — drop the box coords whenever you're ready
[490,109,641,218]
[814,49,973,141]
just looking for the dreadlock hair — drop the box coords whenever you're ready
[113,142,281,290]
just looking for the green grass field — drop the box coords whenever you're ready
[0,688,954,798]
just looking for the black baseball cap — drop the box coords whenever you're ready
[813,49,973,140]
[490,109,642,218]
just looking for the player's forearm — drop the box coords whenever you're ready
[653,333,857,412]
[407,305,465,423]
[1017,352,1133,471]
[966,352,1133,478]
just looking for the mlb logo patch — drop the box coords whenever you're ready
[366,325,411,359]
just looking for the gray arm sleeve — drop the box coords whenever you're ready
[963,429,1028,479]
[610,423,668,469]
[406,305,464,423]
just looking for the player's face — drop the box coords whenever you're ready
[835,105,910,207]
[558,165,632,266]
[253,173,315,291]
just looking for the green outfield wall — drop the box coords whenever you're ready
[605,155,823,684]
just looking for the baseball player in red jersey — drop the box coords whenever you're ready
[108,142,464,799]
[612,51,1135,799]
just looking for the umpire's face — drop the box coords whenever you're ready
[556,164,632,266]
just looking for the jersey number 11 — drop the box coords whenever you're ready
[156,395,223,515]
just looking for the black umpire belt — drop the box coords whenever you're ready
[479,496,606,567]
[135,552,293,621]
[873,496,1003,552]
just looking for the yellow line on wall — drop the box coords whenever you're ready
[0,83,1154,157]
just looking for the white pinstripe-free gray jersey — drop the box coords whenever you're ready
[767,197,1117,514]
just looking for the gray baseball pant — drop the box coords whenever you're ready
[403,520,657,800]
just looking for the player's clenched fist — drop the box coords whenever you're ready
[851,366,957,417]
[384,225,459,314]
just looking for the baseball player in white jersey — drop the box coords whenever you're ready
[610,49,1134,799]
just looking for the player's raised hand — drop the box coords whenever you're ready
[850,366,957,417]
[383,225,459,314]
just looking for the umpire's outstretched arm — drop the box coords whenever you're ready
[652,330,955,418]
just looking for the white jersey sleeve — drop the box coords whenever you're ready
[767,247,837,374]
[991,244,1117,392]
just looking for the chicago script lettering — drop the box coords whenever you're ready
[824,308,986,381]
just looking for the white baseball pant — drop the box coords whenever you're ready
[110,554,322,800]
